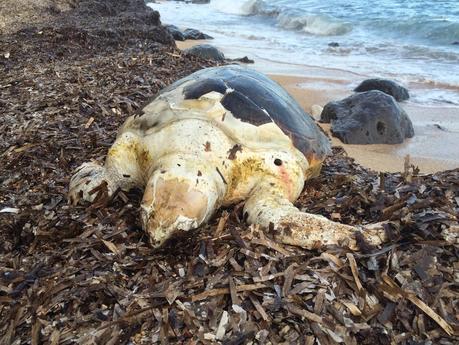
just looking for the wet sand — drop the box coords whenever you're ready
[177,40,459,173]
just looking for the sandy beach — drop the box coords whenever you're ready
[177,40,459,174]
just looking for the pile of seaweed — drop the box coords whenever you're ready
[0,1,458,344]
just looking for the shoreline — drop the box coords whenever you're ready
[177,40,459,174]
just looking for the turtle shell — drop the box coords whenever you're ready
[160,65,331,168]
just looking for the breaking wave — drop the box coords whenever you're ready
[277,13,352,36]
[372,19,459,45]
[209,0,257,16]
[212,0,459,44]
[211,0,352,36]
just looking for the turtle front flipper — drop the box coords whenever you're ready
[69,161,114,204]
[244,185,387,250]
[69,132,145,205]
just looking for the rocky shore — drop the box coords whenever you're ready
[0,1,458,344]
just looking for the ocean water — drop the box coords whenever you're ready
[148,0,459,105]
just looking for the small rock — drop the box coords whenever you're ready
[184,44,225,61]
[164,24,185,41]
[230,56,254,64]
[354,78,410,102]
[328,42,339,47]
[183,28,213,40]
[320,90,414,144]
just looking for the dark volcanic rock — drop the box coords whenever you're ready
[165,24,185,41]
[164,26,213,42]
[184,44,225,61]
[230,56,254,64]
[183,28,213,40]
[354,78,410,102]
[320,90,414,144]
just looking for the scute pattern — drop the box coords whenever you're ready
[170,66,331,164]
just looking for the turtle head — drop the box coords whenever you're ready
[140,160,224,248]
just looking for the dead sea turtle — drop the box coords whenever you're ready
[69,65,386,249]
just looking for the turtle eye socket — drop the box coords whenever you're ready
[274,158,283,166]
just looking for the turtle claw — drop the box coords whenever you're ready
[68,162,113,205]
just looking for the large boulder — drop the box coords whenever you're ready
[184,44,225,61]
[354,78,410,102]
[183,28,213,40]
[320,90,414,144]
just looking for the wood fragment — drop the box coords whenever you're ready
[214,211,229,237]
[229,257,244,271]
[319,252,344,268]
[191,283,266,302]
[341,300,362,317]
[49,330,60,345]
[101,239,120,255]
[251,237,290,256]
[84,116,95,128]
[406,292,453,336]
[282,264,296,297]
[314,289,326,315]
[249,294,270,321]
[381,274,454,336]
[253,272,284,283]
[229,276,240,306]
[287,304,323,324]
[346,253,363,292]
